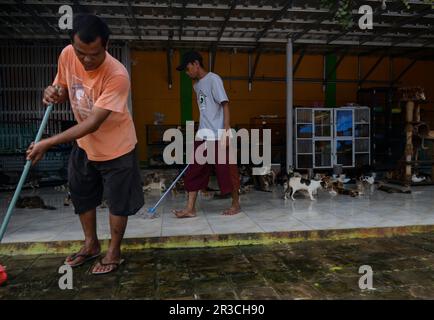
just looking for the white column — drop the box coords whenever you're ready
[286,38,294,171]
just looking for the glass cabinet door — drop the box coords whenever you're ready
[335,109,354,167]
[355,108,371,167]
[336,109,353,138]
[336,140,353,167]
[314,109,332,138]
[315,140,332,168]
[295,109,313,169]
[313,109,333,168]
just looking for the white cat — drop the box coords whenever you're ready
[412,174,426,183]
[284,177,326,201]
[361,176,375,185]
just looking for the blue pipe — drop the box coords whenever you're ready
[147,164,190,216]
[0,104,54,242]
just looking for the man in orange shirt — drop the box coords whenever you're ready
[26,14,144,275]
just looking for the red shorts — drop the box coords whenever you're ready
[184,140,240,195]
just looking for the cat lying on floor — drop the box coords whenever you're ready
[15,196,56,210]
[377,182,411,194]
[322,176,359,197]
[284,177,326,201]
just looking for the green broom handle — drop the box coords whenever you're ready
[0,103,54,242]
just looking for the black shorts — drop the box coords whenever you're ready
[68,143,144,216]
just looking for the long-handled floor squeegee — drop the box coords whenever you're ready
[0,103,54,242]
[147,164,190,216]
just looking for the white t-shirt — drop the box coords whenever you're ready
[193,72,229,141]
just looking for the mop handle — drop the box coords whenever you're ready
[0,104,54,242]
[149,164,190,213]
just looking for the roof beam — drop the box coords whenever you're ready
[126,1,143,40]
[325,49,350,83]
[254,0,294,42]
[249,49,262,84]
[16,0,60,38]
[0,5,24,36]
[211,0,237,71]
[178,0,187,41]
[392,59,418,84]
[293,48,306,75]
[248,1,294,83]
[249,0,293,84]
[291,3,340,42]
[216,0,237,44]
[359,55,387,86]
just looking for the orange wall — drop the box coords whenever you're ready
[131,50,434,162]
[131,51,181,161]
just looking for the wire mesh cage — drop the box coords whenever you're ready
[0,121,37,153]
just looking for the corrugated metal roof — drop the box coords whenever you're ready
[0,0,433,58]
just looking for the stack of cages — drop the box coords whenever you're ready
[0,120,37,174]
[0,118,73,187]
[295,106,371,171]
[357,87,405,171]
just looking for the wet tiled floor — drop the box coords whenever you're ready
[1,233,434,300]
[1,184,434,243]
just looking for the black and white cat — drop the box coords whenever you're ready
[284,177,326,201]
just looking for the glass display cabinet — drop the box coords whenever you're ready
[295,107,371,170]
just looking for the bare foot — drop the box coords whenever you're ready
[222,206,241,216]
[172,208,197,218]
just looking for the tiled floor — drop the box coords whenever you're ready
[1,184,434,243]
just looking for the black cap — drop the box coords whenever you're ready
[176,51,203,71]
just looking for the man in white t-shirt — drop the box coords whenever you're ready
[174,51,241,217]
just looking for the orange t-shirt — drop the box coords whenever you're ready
[53,45,137,161]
